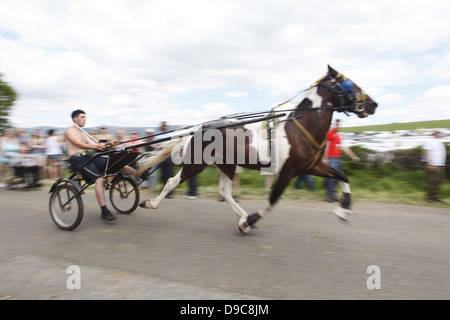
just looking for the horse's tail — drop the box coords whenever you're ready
[135,138,181,178]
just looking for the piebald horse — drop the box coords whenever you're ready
[137,66,378,233]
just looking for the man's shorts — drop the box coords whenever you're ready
[68,153,107,183]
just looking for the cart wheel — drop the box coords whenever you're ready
[49,184,84,231]
[109,175,140,214]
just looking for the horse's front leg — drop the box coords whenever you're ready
[247,165,298,227]
[309,161,352,221]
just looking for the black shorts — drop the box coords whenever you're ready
[68,153,107,183]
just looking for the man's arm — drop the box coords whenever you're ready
[341,146,360,162]
[65,129,104,151]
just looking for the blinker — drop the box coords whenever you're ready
[339,79,354,92]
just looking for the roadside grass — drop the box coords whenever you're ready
[172,166,449,207]
[340,119,450,133]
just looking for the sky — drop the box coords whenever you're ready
[1,0,450,129]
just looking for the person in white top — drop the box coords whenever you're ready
[45,129,62,179]
[422,130,447,203]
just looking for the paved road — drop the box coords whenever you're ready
[0,188,449,300]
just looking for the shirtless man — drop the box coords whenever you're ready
[65,109,136,221]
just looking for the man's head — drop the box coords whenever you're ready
[432,130,441,138]
[71,110,86,127]
[333,119,341,131]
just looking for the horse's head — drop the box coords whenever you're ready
[319,65,378,118]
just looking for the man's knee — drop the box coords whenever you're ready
[95,177,104,186]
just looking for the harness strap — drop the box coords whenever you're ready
[293,118,326,171]
[306,149,324,171]
[293,118,326,150]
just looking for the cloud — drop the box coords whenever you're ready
[225,91,248,98]
[1,0,450,129]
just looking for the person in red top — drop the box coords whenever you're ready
[323,119,360,202]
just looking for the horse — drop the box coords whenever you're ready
[136,65,378,233]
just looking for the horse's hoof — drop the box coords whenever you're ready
[238,218,250,234]
[247,213,262,226]
[140,198,160,209]
[139,199,157,209]
[334,206,351,223]
[139,200,149,208]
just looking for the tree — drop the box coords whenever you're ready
[0,73,17,133]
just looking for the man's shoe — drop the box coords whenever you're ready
[183,195,198,200]
[101,210,117,221]
[140,170,150,181]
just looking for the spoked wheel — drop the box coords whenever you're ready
[109,175,140,214]
[49,184,84,231]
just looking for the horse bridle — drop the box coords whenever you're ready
[316,73,369,115]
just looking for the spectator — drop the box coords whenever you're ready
[323,119,360,202]
[183,176,198,200]
[96,125,115,143]
[46,129,63,179]
[423,130,447,203]
[129,131,142,152]
[10,143,41,188]
[0,129,20,187]
[17,128,30,145]
[29,129,47,179]
[295,174,315,191]
[115,128,129,149]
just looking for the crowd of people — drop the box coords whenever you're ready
[0,128,64,188]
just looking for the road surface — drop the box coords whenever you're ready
[0,188,449,300]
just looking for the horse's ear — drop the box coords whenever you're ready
[328,64,338,75]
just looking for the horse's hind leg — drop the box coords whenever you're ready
[139,162,207,209]
[309,161,352,221]
[216,164,250,233]
[139,169,183,209]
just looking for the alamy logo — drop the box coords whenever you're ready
[366,265,381,290]
[66,265,81,289]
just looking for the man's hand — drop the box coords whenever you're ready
[96,142,108,150]
[105,140,119,148]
